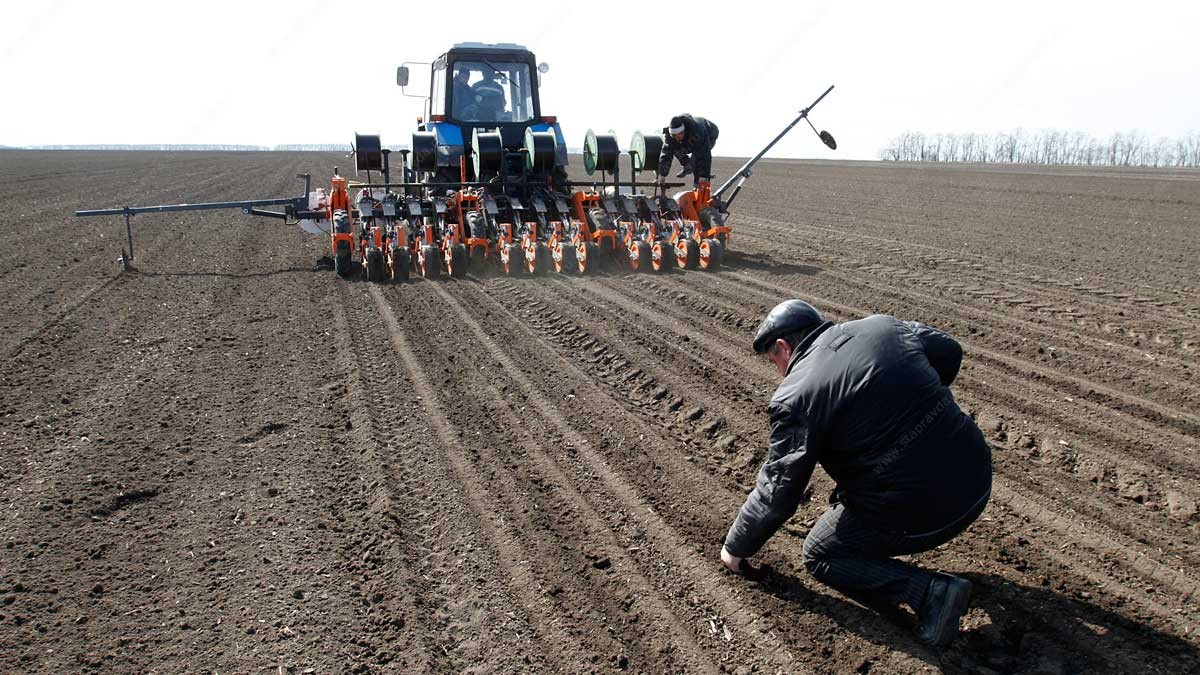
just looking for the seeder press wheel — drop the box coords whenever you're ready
[503,242,524,276]
[529,242,551,276]
[677,239,700,270]
[576,240,600,275]
[553,240,579,274]
[334,240,353,277]
[365,247,386,282]
[389,244,410,283]
[420,245,441,279]
[630,241,652,273]
[651,240,674,272]
[699,238,724,271]
[467,245,487,274]
[445,243,467,278]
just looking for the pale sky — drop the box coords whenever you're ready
[2,0,1197,160]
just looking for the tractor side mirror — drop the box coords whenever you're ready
[537,62,550,74]
[396,66,410,87]
[819,130,837,150]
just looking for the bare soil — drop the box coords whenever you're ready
[1,151,1197,673]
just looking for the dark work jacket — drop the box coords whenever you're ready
[724,315,993,558]
[658,114,719,179]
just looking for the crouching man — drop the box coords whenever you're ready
[721,299,993,647]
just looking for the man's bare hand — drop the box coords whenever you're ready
[720,546,744,573]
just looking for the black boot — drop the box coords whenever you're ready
[915,572,972,647]
[675,157,693,178]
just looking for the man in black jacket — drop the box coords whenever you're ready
[721,299,992,647]
[658,114,719,185]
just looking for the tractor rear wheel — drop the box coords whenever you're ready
[334,240,353,277]
[420,245,441,279]
[390,245,410,283]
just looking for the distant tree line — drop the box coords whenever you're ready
[879,129,1200,167]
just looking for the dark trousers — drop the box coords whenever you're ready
[674,128,719,185]
[801,490,990,620]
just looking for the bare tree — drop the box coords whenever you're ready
[879,128,1200,168]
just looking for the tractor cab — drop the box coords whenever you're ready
[399,43,566,182]
[443,55,536,125]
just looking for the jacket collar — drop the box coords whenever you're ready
[785,321,835,374]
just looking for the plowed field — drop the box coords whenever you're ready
[2,151,1197,674]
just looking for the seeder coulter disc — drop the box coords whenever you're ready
[583,129,619,176]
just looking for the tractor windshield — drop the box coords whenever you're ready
[449,59,536,124]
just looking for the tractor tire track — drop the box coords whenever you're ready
[427,281,821,674]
